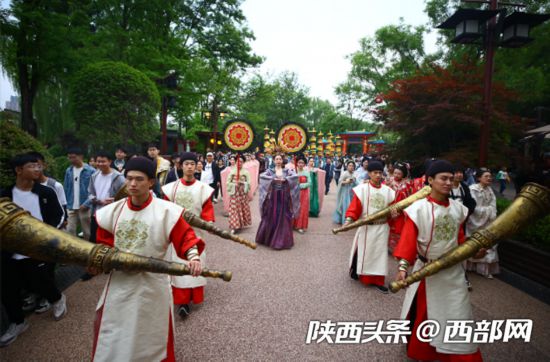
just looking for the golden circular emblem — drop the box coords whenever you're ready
[223,120,255,151]
[276,123,308,153]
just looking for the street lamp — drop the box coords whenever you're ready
[438,8,499,44]
[501,12,550,47]
[203,108,228,151]
[437,2,549,166]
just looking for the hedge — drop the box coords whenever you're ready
[497,197,550,252]
[0,120,57,189]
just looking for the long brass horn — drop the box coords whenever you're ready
[0,198,232,282]
[116,185,257,249]
[332,186,432,234]
[389,183,550,293]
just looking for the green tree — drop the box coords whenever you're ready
[71,61,161,152]
[0,1,90,136]
[0,120,55,189]
[269,72,310,127]
[425,0,550,120]
[235,72,310,130]
[336,20,427,120]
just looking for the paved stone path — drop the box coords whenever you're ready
[1,183,549,361]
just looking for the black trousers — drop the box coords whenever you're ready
[1,258,61,324]
[210,182,218,200]
[334,172,341,185]
[90,215,98,244]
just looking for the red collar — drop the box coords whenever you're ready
[427,195,449,207]
[180,178,196,186]
[369,181,382,189]
[127,193,153,211]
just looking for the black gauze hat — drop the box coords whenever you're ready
[367,160,384,172]
[125,156,156,179]
[180,152,198,163]
[426,160,455,177]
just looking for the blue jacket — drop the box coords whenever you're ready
[64,163,96,209]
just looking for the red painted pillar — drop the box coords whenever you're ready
[343,138,348,155]
[362,138,367,155]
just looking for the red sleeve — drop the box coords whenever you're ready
[201,197,215,222]
[96,225,115,247]
[393,213,418,264]
[345,192,363,220]
[458,222,466,244]
[169,216,205,260]
[388,190,405,230]
[163,195,169,201]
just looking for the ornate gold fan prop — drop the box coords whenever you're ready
[276,122,309,154]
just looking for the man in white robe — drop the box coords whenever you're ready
[344,160,395,293]
[162,152,214,318]
[92,157,204,362]
[393,159,483,361]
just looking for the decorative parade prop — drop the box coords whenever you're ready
[332,186,432,234]
[0,198,232,281]
[222,119,259,229]
[389,183,550,293]
[276,122,309,154]
[223,119,255,152]
[114,186,257,249]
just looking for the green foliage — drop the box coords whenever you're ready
[336,20,427,120]
[424,0,550,123]
[1,0,261,146]
[71,61,161,152]
[496,198,550,251]
[0,120,55,189]
[234,72,311,130]
[49,156,71,183]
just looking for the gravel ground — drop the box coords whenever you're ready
[1,182,549,361]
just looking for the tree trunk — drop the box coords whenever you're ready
[17,61,38,137]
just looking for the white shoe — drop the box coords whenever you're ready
[53,293,67,321]
[486,274,494,280]
[35,298,51,314]
[0,321,29,347]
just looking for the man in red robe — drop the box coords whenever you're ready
[393,160,484,361]
[91,157,203,361]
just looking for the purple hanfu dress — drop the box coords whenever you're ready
[255,168,300,250]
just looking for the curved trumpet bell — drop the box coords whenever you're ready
[389,183,550,293]
[0,198,232,282]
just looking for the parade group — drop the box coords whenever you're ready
[1,142,504,362]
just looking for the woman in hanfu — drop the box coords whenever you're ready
[293,156,311,234]
[466,168,499,278]
[227,156,252,234]
[255,154,300,250]
[386,162,413,253]
[307,158,321,217]
[332,161,358,224]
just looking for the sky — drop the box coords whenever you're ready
[0,0,438,108]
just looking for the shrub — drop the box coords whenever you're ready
[71,61,161,153]
[0,120,56,189]
[497,197,550,251]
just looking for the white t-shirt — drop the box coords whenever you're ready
[42,179,67,208]
[202,162,214,184]
[451,185,464,203]
[12,187,43,259]
[72,166,83,209]
[94,172,113,210]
